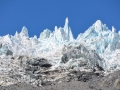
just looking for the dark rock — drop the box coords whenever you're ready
[41,64,52,68]
[11,57,14,59]
[70,70,77,74]
[26,58,52,68]
[41,81,52,86]
[25,66,39,72]
[96,64,104,71]
[76,71,93,82]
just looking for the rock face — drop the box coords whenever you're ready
[0,55,101,87]
[19,56,53,86]
[0,70,120,90]
[0,54,120,90]
[0,56,52,87]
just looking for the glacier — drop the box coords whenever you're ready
[0,18,120,72]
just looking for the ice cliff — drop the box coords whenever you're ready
[0,18,120,72]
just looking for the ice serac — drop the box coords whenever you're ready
[19,26,29,38]
[68,27,74,41]
[63,17,74,42]
[39,17,74,42]
[81,20,108,40]
[64,17,69,40]
[40,29,51,39]
[94,20,102,31]
[76,20,120,71]
[14,31,20,39]
[118,30,120,35]
[53,17,74,42]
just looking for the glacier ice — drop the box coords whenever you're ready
[0,18,120,72]
[20,26,29,38]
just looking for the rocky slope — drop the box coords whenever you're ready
[0,70,120,90]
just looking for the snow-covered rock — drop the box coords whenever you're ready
[60,44,103,71]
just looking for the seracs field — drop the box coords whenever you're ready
[0,18,120,73]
